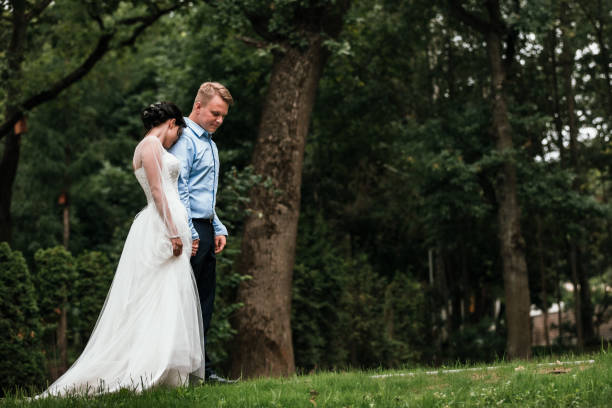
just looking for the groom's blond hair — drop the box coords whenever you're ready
[194,82,233,107]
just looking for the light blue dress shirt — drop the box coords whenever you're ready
[169,117,227,240]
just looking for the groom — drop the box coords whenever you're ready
[169,82,234,383]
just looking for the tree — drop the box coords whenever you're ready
[0,242,46,394]
[448,0,532,359]
[33,246,76,378]
[219,0,351,377]
[0,0,187,243]
[72,251,114,345]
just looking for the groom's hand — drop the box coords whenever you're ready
[191,239,200,257]
[214,235,226,254]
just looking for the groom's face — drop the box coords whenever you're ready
[194,95,229,134]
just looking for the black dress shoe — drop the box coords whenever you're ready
[206,373,238,384]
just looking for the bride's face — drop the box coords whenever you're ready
[162,119,182,149]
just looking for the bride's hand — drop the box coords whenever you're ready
[170,237,183,256]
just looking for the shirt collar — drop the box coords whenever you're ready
[184,117,212,139]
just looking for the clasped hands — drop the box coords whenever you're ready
[170,235,227,257]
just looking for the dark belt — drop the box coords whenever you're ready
[195,218,213,223]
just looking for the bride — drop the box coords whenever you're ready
[38,102,205,397]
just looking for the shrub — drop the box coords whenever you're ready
[72,251,114,345]
[383,273,429,366]
[292,212,350,370]
[33,246,77,377]
[0,242,46,395]
[33,247,76,339]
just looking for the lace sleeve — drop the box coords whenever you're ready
[133,136,179,238]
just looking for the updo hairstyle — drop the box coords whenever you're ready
[141,102,186,132]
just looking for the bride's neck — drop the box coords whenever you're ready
[145,131,163,142]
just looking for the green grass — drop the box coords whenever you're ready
[3,352,612,407]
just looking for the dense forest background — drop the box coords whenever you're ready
[1,0,611,392]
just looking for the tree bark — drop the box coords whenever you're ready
[0,133,21,243]
[231,37,327,378]
[448,0,532,359]
[485,27,532,361]
[0,0,27,243]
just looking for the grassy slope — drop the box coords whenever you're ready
[3,352,612,407]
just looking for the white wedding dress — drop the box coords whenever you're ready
[39,136,205,397]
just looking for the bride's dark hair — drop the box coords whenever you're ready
[141,102,186,132]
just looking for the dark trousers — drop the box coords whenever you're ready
[191,218,216,375]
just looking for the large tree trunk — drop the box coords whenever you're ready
[486,28,532,360]
[231,37,327,378]
[0,133,21,243]
[0,0,27,243]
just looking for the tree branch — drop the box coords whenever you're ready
[0,2,187,141]
[0,32,113,138]
[236,35,268,49]
[25,0,52,22]
[119,3,185,47]
[447,0,494,35]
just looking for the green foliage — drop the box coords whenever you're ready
[292,212,351,370]
[338,259,430,369]
[71,251,114,345]
[292,211,430,370]
[0,242,46,395]
[443,318,507,363]
[337,258,390,368]
[32,247,77,341]
[210,0,350,49]
[71,163,144,259]
[382,273,429,364]
[208,166,262,368]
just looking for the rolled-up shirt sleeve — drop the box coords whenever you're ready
[212,210,228,237]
